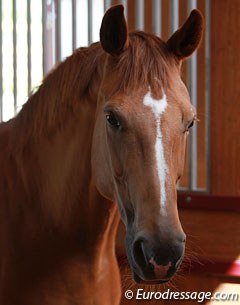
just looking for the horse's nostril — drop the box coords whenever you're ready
[177,233,186,243]
[181,233,186,243]
[133,239,148,268]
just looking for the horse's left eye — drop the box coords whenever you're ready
[185,119,195,132]
[106,113,120,128]
[188,120,194,129]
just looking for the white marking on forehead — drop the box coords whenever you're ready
[143,90,168,213]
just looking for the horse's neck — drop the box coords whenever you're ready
[22,101,119,240]
[5,47,119,254]
[37,104,95,229]
[0,48,122,305]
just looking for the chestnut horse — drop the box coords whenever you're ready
[0,5,203,305]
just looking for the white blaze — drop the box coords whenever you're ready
[143,90,168,211]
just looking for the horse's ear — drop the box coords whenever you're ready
[167,9,204,60]
[100,5,128,56]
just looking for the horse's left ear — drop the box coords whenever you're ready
[167,9,204,60]
[100,5,128,56]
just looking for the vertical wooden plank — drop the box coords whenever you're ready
[161,0,170,40]
[144,0,152,33]
[127,0,135,31]
[111,0,118,5]
[0,0,2,121]
[188,0,198,191]
[196,0,207,189]
[179,0,188,84]
[205,0,211,192]
[178,0,189,189]
[211,0,240,196]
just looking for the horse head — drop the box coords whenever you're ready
[92,5,203,284]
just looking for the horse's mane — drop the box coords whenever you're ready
[10,42,104,151]
[9,31,176,152]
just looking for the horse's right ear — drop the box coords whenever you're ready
[100,5,128,56]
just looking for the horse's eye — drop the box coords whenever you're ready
[185,119,195,133]
[106,113,120,128]
[188,120,194,129]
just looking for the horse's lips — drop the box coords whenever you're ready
[133,271,170,285]
[132,257,172,285]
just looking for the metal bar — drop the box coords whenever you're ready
[13,0,17,114]
[205,0,211,192]
[152,0,161,36]
[170,0,179,34]
[189,64,198,191]
[120,0,128,20]
[27,0,31,94]
[42,0,48,75]
[88,0,92,44]
[72,0,77,51]
[0,0,2,121]
[188,0,198,190]
[55,0,62,62]
[135,0,144,30]
[104,0,111,12]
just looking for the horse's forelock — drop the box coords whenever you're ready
[104,31,177,97]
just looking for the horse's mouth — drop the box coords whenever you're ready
[133,271,170,285]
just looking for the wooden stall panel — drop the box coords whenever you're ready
[161,0,170,40]
[197,0,207,189]
[127,0,135,31]
[178,0,190,188]
[211,0,240,196]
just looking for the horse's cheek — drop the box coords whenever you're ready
[91,124,115,201]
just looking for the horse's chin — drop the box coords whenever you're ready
[133,272,170,285]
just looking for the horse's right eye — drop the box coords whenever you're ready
[106,113,120,128]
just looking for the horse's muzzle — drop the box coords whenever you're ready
[131,234,186,283]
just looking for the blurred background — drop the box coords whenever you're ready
[0,0,239,304]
